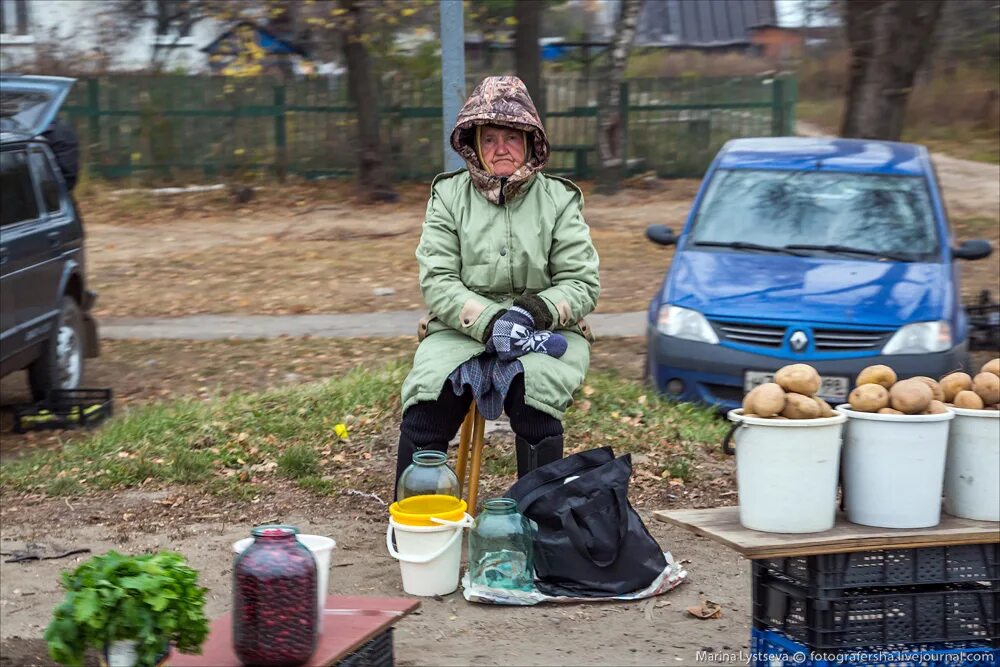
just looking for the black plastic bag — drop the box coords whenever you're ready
[505,447,667,597]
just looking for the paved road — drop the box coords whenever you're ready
[101,310,649,340]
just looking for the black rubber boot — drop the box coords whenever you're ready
[393,433,447,501]
[515,434,564,478]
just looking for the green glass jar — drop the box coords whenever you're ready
[396,450,460,501]
[467,498,534,591]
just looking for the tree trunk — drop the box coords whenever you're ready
[840,0,944,140]
[514,0,543,117]
[596,0,643,194]
[341,0,395,201]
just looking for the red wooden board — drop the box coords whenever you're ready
[168,596,420,667]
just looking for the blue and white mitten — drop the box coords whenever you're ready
[488,306,568,360]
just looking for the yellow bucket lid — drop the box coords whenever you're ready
[389,495,467,526]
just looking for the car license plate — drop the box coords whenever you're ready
[743,371,849,402]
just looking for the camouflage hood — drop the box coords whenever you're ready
[450,76,550,205]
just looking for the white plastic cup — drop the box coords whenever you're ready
[944,406,1000,521]
[837,405,954,528]
[233,534,336,631]
[727,409,846,534]
[386,515,470,596]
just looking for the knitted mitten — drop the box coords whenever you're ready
[488,306,567,360]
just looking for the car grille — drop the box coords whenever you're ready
[711,320,894,352]
[702,383,744,404]
[713,321,786,348]
[812,327,892,351]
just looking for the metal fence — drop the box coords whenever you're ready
[61,74,795,182]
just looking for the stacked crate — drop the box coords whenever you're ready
[750,544,1000,666]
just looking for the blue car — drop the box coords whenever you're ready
[644,137,993,411]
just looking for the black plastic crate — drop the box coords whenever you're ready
[13,389,113,433]
[753,573,999,650]
[337,629,394,667]
[756,545,1000,597]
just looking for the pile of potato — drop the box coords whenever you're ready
[742,364,836,420]
[847,358,1000,415]
[940,358,1000,410]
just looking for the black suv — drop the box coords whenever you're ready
[1,75,98,399]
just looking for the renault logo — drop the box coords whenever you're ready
[789,330,809,352]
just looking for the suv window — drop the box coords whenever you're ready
[0,149,40,227]
[29,149,62,214]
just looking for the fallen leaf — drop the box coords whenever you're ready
[582,385,595,396]
[686,600,722,620]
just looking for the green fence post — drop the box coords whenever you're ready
[783,75,797,136]
[274,84,287,182]
[619,81,629,174]
[87,78,101,178]
[771,77,786,137]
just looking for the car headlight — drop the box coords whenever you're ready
[882,321,952,354]
[656,305,719,344]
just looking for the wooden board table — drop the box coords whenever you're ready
[655,506,1000,559]
[168,596,420,667]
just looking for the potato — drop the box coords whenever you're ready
[940,372,973,403]
[878,407,904,415]
[742,385,761,414]
[774,364,821,396]
[849,384,890,412]
[814,397,836,418]
[973,372,1000,405]
[856,364,897,389]
[782,393,822,419]
[954,390,985,410]
[924,400,949,415]
[750,382,786,417]
[982,358,1000,377]
[911,376,944,402]
[890,379,933,414]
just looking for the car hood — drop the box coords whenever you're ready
[0,75,75,137]
[664,251,948,326]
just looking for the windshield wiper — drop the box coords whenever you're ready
[784,244,917,262]
[691,240,809,257]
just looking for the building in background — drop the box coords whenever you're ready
[0,0,222,72]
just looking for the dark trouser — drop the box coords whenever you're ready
[395,375,563,490]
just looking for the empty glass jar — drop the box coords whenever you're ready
[397,450,460,500]
[467,498,535,591]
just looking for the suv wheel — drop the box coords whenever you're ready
[29,296,84,401]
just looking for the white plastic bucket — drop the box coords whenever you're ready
[386,514,471,596]
[233,534,336,630]
[727,409,846,534]
[837,405,954,528]
[944,406,1000,521]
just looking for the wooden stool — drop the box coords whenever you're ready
[455,403,486,516]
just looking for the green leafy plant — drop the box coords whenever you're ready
[44,551,209,667]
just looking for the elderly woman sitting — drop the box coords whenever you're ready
[396,76,600,488]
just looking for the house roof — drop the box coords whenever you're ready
[634,0,778,47]
[201,21,308,57]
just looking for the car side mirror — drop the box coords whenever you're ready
[953,239,992,261]
[646,224,677,247]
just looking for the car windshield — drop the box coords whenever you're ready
[688,169,939,260]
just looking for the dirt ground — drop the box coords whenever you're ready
[78,161,1000,321]
[1,155,997,664]
[0,491,752,667]
[80,180,699,318]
